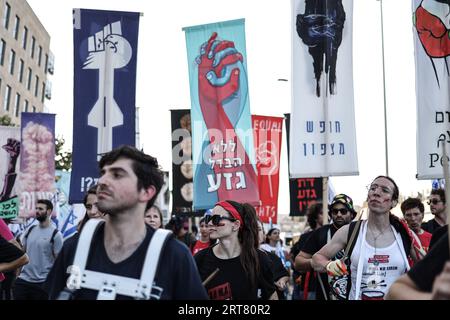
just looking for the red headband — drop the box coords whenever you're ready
[216,201,244,229]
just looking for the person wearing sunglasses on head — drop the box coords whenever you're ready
[194,200,277,300]
[312,176,424,300]
[422,189,447,235]
[294,194,356,300]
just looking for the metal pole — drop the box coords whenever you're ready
[378,0,389,176]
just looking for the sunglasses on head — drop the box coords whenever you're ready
[428,199,442,205]
[204,214,236,226]
[331,208,349,215]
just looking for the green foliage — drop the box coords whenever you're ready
[0,115,14,126]
[55,136,72,171]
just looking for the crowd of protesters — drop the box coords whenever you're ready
[0,145,449,300]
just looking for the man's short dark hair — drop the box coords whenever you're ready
[400,197,424,214]
[37,199,53,212]
[431,188,446,204]
[307,202,322,230]
[373,175,399,202]
[99,145,164,210]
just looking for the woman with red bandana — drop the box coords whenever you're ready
[194,200,277,300]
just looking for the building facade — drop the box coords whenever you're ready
[0,0,53,125]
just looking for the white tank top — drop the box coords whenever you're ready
[349,221,409,300]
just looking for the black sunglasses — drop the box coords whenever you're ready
[204,214,236,226]
[427,199,442,205]
[331,208,349,215]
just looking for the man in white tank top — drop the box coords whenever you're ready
[311,176,415,300]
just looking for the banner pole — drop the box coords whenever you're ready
[440,143,450,255]
[377,0,389,176]
[323,177,328,226]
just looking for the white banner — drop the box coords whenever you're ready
[414,0,450,179]
[290,0,358,178]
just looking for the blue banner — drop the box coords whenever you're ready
[183,19,259,210]
[70,9,140,203]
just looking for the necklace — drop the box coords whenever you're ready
[368,225,391,265]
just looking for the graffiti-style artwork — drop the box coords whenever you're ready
[184,19,259,209]
[19,113,56,217]
[296,0,346,97]
[415,0,450,87]
[0,127,20,219]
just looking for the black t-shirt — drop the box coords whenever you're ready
[194,246,276,300]
[429,225,448,249]
[0,235,25,263]
[301,224,341,300]
[290,231,315,295]
[421,219,442,234]
[408,231,449,292]
[45,224,208,300]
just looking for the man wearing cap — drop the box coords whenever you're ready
[294,194,356,300]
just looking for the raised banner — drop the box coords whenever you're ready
[290,0,358,177]
[183,19,259,210]
[171,109,194,214]
[290,177,323,216]
[252,115,283,224]
[18,113,56,217]
[70,9,140,203]
[413,0,450,179]
[0,126,21,219]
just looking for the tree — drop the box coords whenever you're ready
[0,115,14,126]
[55,136,72,171]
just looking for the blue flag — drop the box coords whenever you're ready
[70,9,140,203]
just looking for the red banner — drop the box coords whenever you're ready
[252,115,283,224]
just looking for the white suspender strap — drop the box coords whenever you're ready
[73,219,104,271]
[138,229,172,299]
[66,219,103,292]
[67,223,172,300]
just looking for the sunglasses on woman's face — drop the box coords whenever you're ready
[204,214,236,226]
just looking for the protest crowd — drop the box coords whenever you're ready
[1,0,450,302]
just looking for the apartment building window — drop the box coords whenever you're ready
[32,105,36,113]
[13,93,20,117]
[22,26,28,49]
[26,67,32,90]
[9,49,15,75]
[44,53,48,74]
[34,75,39,97]
[23,99,28,112]
[3,85,11,111]
[3,2,11,29]
[18,58,24,82]
[0,39,5,66]
[13,15,20,40]
[30,36,35,58]
[38,46,42,66]
[41,82,45,103]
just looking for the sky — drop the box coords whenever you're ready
[26,0,432,216]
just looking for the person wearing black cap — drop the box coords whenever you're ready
[294,193,356,300]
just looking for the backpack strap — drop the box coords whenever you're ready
[72,219,104,272]
[23,225,36,250]
[138,229,172,299]
[50,228,59,244]
[66,220,172,300]
[24,225,36,241]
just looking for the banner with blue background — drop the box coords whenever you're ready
[70,9,139,203]
[183,19,259,210]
